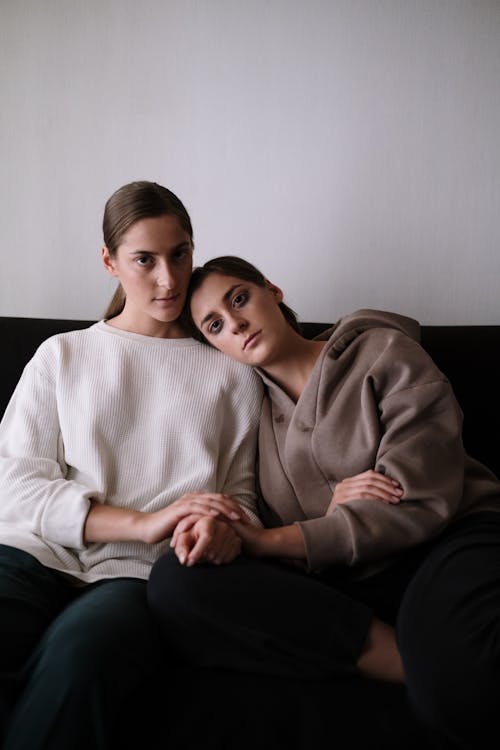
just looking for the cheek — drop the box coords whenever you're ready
[206,334,231,356]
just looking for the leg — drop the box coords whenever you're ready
[148,552,373,679]
[4,576,165,750]
[0,545,72,741]
[398,511,500,748]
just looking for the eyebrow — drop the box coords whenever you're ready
[128,242,191,256]
[199,283,244,328]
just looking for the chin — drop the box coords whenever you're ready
[155,309,183,323]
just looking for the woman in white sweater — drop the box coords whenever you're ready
[0,182,263,749]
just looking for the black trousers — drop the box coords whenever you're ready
[148,511,500,749]
[149,553,376,680]
[398,511,500,749]
[0,545,165,750]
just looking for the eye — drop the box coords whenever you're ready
[173,246,191,262]
[135,254,154,267]
[232,291,248,308]
[207,318,223,335]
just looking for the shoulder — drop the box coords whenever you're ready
[203,345,263,392]
[322,326,447,397]
[27,324,99,371]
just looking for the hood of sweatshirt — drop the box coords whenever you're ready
[313,308,420,357]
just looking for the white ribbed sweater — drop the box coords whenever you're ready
[0,322,263,582]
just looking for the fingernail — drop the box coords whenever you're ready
[230,512,240,519]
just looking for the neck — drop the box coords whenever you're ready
[106,311,188,339]
[262,332,326,402]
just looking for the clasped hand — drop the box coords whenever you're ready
[159,493,247,567]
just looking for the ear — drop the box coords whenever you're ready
[264,279,284,304]
[102,246,118,277]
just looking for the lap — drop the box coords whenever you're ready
[148,552,372,678]
[1,549,166,748]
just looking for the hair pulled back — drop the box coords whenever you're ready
[103,181,193,319]
[186,255,300,340]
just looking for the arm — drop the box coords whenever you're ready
[0,361,92,548]
[0,356,249,549]
[84,493,246,544]
[219,470,402,560]
[299,353,467,570]
[205,366,264,527]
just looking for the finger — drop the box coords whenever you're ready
[175,533,193,565]
[337,488,401,504]
[171,513,204,546]
[189,499,243,521]
[339,478,403,498]
[341,474,402,492]
[186,492,244,510]
[343,469,400,485]
[186,529,214,566]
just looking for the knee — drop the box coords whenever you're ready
[37,625,115,685]
[148,552,254,626]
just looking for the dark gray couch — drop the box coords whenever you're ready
[1,315,499,748]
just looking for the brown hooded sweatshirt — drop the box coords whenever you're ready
[257,309,500,577]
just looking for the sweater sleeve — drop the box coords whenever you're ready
[0,360,93,549]
[298,377,467,572]
[216,369,263,527]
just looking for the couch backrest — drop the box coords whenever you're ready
[2,316,499,477]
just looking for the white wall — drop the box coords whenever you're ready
[1,0,499,324]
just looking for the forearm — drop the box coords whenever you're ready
[85,492,247,545]
[237,522,306,560]
[83,502,146,543]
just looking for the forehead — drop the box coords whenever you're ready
[120,214,190,248]
[195,274,245,300]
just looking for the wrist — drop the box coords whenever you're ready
[131,510,158,544]
[257,525,306,560]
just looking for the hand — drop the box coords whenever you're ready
[326,470,403,515]
[172,516,242,566]
[170,503,253,549]
[140,492,248,545]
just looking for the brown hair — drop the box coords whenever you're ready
[102,181,193,319]
[185,255,300,340]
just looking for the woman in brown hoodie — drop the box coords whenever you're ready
[148,255,500,748]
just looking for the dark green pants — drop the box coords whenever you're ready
[0,544,165,749]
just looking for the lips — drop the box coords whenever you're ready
[243,330,262,350]
[153,294,180,304]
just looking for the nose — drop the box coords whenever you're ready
[156,260,176,289]
[230,314,248,334]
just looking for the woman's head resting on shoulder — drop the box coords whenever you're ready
[101,180,194,338]
[186,255,302,368]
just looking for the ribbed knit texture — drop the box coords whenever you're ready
[0,322,263,582]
